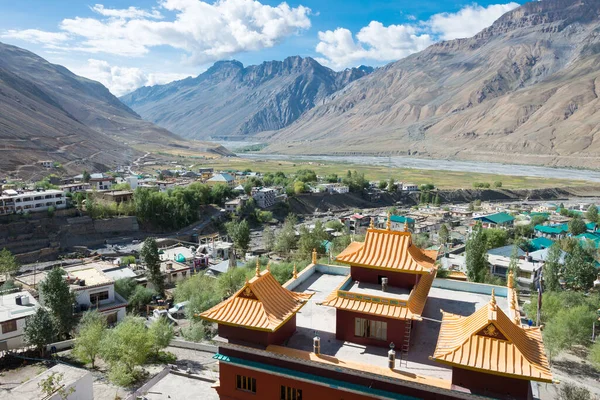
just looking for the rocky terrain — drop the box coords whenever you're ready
[0,42,228,178]
[121,57,372,140]
[261,0,600,168]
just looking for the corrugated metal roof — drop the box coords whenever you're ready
[199,269,312,331]
[335,228,436,274]
[432,295,552,383]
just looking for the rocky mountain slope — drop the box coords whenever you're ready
[264,0,600,168]
[120,57,372,140]
[0,42,228,178]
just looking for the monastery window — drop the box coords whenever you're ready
[355,317,387,341]
[90,291,109,305]
[236,375,256,393]
[280,385,302,400]
[1,319,17,334]
[517,270,531,279]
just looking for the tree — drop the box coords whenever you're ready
[275,214,298,255]
[466,222,488,282]
[263,227,275,252]
[558,383,593,400]
[38,372,75,400]
[82,170,91,183]
[293,180,307,194]
[0,248,20,279]
[73,311,106,368]
[438,224,449,245]
[468,202,474,212]
[114,278,138,300]
[586,204,599,223]
[141,237,164,295]
[387,178,396,192]
[543,305,596,359]
[493,181,502,188]
[589,340,600,370]
[542,244,562,292]
[433,193,441,206]
[148,317,175,357]
[297,224,326,259]
[507,244,520,278]
[39,268,76,339]
[128,285,155,311]
[100,316,152,386]
[482,228,508,250]
[378,180,387,190]
[568,216,587,235]
[564,244,596,290]
[226,220,251,255]
[24,308,56,355]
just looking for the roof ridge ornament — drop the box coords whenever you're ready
[369,217,374,229]
[507,271,514,289]
[386,211,391,231]
[293,264,298,279]
[255,258,261,277]
[489,289,498,314]
[312,248,318,264]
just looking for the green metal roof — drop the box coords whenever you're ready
[389,215,415,224]
[213,353,420,400]
[473,212,514,225]
[534,224,568,235]
[529,237,554,251]
[586,222,597,231]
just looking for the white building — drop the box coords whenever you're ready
[125,175,139,190]
[253,188,277,209]
[7,364,93,400]
[402,183,419,192]
[333,185,349,194]
[0,291,39,351]
[0,189,66,216]
[60,183,91,194]
[487,254,541,287]
[88,174,114,191]
[39,160,53,168]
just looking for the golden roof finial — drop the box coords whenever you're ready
[255,258,261,277]
[507,271,514,289]
[404,219,409,232]
[386,211,391,230]
[312,248,317,264]
[490,289,497,309]
[369,217,374,229]
[245,277,249,285]
[293,264,298,279]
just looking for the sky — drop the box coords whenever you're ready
[0,0,522,96]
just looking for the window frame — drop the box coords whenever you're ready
[1,319,18,334]
[280,385,302,400]
[354,317,387,341]
[89,290,109,305]
[236,374,256,394]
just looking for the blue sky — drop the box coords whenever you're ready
[0,0,522,95]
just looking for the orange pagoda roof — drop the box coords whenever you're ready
[431,292,553,383]
[320,268,437,321]
[200,268,313,332]
[335,227,437,274]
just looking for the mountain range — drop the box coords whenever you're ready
[0,42,227,178]
[122,0,600,168]
[120,57,372,140]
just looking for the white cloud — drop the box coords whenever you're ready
[2,0,311,64]
[90,4,163,19]
[428,3,519,40]
[2,29,69,45]
[316,2,519,69]
[70,59,191,96]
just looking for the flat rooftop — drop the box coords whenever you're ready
[65,265,113,288]
[7,364,91,400]
[288,271,510,381]
[0,291,39,322]
[141,372,219,400]
[347,280,411,300]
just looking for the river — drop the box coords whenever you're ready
[235,153,600,183]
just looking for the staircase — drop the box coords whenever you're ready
[400,321,412,367]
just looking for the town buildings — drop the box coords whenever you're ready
[207,173,235,187]
[0,189,66,216]
[0,291,39,351]
[87,174,114,191]
[473,212,515,229]
[201,221,552,399]
[252,187,277,209]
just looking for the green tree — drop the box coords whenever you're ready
[263,227,275,252]
[293,180,307,194]
[217,266,251,298]
[111,183,131,191]
[542,244,562,292]
[100,316,152,386]
[39,268,76,339]
[466,222,488,282]
[114,278,138,300]
[507,244,520,278]
[543,306,596,360]
[82,170,91,183]
[24,308,56,355]
[438,224,449,245]
[568,216,587,235]
[564,244,596,290]
[586,204,599,223]
[128,285,155,311]
[378,180,387,190]
[493,181,502,188]
[141,237,164,295]
[38,372,75,399]
[433,193,441,206]
[275,214,298,255]
[387,178,396,192]
[73,311,107,368]
[468,202,474,212]
[325,220,345,232]
[558,383,593,400]
[148,317,174,357]
[0,248,20,279]
[589,340,600,370]
[297,223,326,259]
[226,220,251,255]
[325,174,338,183]
[482,228,508,249]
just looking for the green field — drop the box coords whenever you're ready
[190,157,592,190]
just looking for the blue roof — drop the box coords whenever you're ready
[587,222,597,231]
[529,237,554,251]
[473,212,514,225]
[389,215,415,224]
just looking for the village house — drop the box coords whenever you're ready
[88,174,114,191]
[224,197,246,213]
[96,190,134,204]
[207,173,235,187]
[39,160,53,168]
[60,183,90,193]
[252,187,277,209]
[198,167,214,180]
[0,291,39,351]
[473,212,515,228]
[0,189,66,216]
[401,183,418,191]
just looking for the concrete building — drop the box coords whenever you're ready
[88,174,114,191]
[402,183,418,191]
[125,175,139,190]
[0,291,39,351]
[207,173,235,187]
[253,188,277,209]
[7,364,93,400]
[0,189,66,216]
[96,190,133,204]
[224,197,246,213]
[39,160,54,168]
[60,183,91,194]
